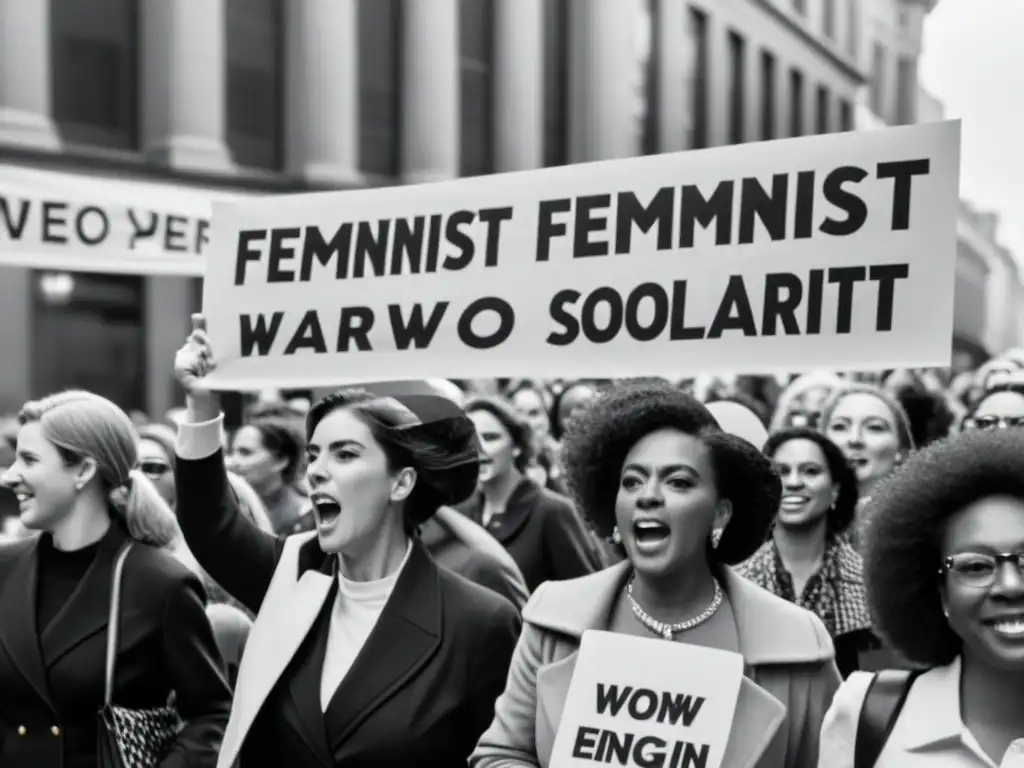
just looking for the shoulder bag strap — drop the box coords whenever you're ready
[854,668,923,768]
[103,542,134,707]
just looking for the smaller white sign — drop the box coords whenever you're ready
[550,630,744,768]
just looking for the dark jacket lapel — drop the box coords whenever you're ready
[39,522,129,668]
[282,583,337,768]
[324,541,442,750]
[0,536,55,713]
[460,479,536,545]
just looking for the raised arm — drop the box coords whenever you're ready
[173,315,283,614]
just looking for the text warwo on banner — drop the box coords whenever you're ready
[200,121,961,388]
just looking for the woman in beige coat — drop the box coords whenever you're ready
[471,383,841,768]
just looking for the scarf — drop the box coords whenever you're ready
[736,535,873,638]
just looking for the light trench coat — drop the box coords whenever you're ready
[470,562,842,768]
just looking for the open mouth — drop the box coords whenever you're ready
[14,491,33,508]
[633,520,671,546]
[847,457,869,469]
[779,495,809,509]
[311,496,341,527]
[986,614,1024,638]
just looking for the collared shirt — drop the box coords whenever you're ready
[819,656,1024,767]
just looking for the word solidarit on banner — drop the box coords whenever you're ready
[0,195,210,255]
[236,266,909,357]
[232,160,928,286]
[200,122,961,385]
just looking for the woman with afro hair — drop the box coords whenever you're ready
[472,383,841,768]
[818,429,1024,767]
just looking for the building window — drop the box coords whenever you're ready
[839,98,854,131]
[823,0,836,39]
[789,68,804,137]
[50,0,139,150]
[32,272,146,412]
[760,50,776,141]
[846,0,859,57]
[727,31,745,145]
[640,0,659,155]
[358,0,402,177]
[688,7,709,150]
[543,0,569,167]
[870,42,887,117]
[226,0,284,170]
[459,0,495,176]
[816,85,830,133]
[895,55,916,125]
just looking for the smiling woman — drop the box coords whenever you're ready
[0,390,231,768]
[471,383,842,768]
[737,428,878,678]
[170,317,522,768]
[818,429,1024,767]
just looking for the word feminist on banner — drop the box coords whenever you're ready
[200,122,961,387]
[232,161,925,287]
[548,631,745,768]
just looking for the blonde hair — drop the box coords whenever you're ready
[18,390,179,548]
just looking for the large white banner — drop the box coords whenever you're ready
[200,122,961,389]
[0,164,249,276]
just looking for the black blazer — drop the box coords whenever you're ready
[456,478,603,592]
[176,448,523,768]
[0,522,232,768]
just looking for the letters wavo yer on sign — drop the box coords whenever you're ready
[548,630,745,768]
[199,121,961,389]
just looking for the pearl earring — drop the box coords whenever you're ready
[611,526,622,544]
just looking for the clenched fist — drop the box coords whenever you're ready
[174,314,216,395]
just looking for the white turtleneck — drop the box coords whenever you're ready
[319,541,413,711]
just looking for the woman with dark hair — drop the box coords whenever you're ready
[505,381,567,494]
[472,383,840,768]
[549,380,601,442]
[457,396,601,592]
[961,380,1024,433]
[172,317,521,768]
[818,429,1024,767]
[738,427,877,677]
[226,413,312,536]
[0,391,231,768]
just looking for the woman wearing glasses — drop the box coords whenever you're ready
[818,428,1024,767]
[961,379,1024,433]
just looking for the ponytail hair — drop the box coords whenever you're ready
[18,390,180,548]
[108,468,180,547]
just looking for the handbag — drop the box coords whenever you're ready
[96,542,184,768]
[854,669,923,768]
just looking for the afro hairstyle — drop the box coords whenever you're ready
[560,382,780,565]
[863,427,1024,666]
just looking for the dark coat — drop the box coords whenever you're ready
[175,448,523,768]
[0,522,232,768]
[418,511,530,613]
[456,478,602,592]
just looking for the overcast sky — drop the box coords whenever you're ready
[920,0,1024,263]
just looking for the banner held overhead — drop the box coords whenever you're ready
[199,121,962,389]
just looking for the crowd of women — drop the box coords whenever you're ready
[0,319,1023,767]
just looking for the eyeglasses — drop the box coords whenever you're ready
[940,551,1024,589]
[138,461,171,478]
[962,415,1024,431]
